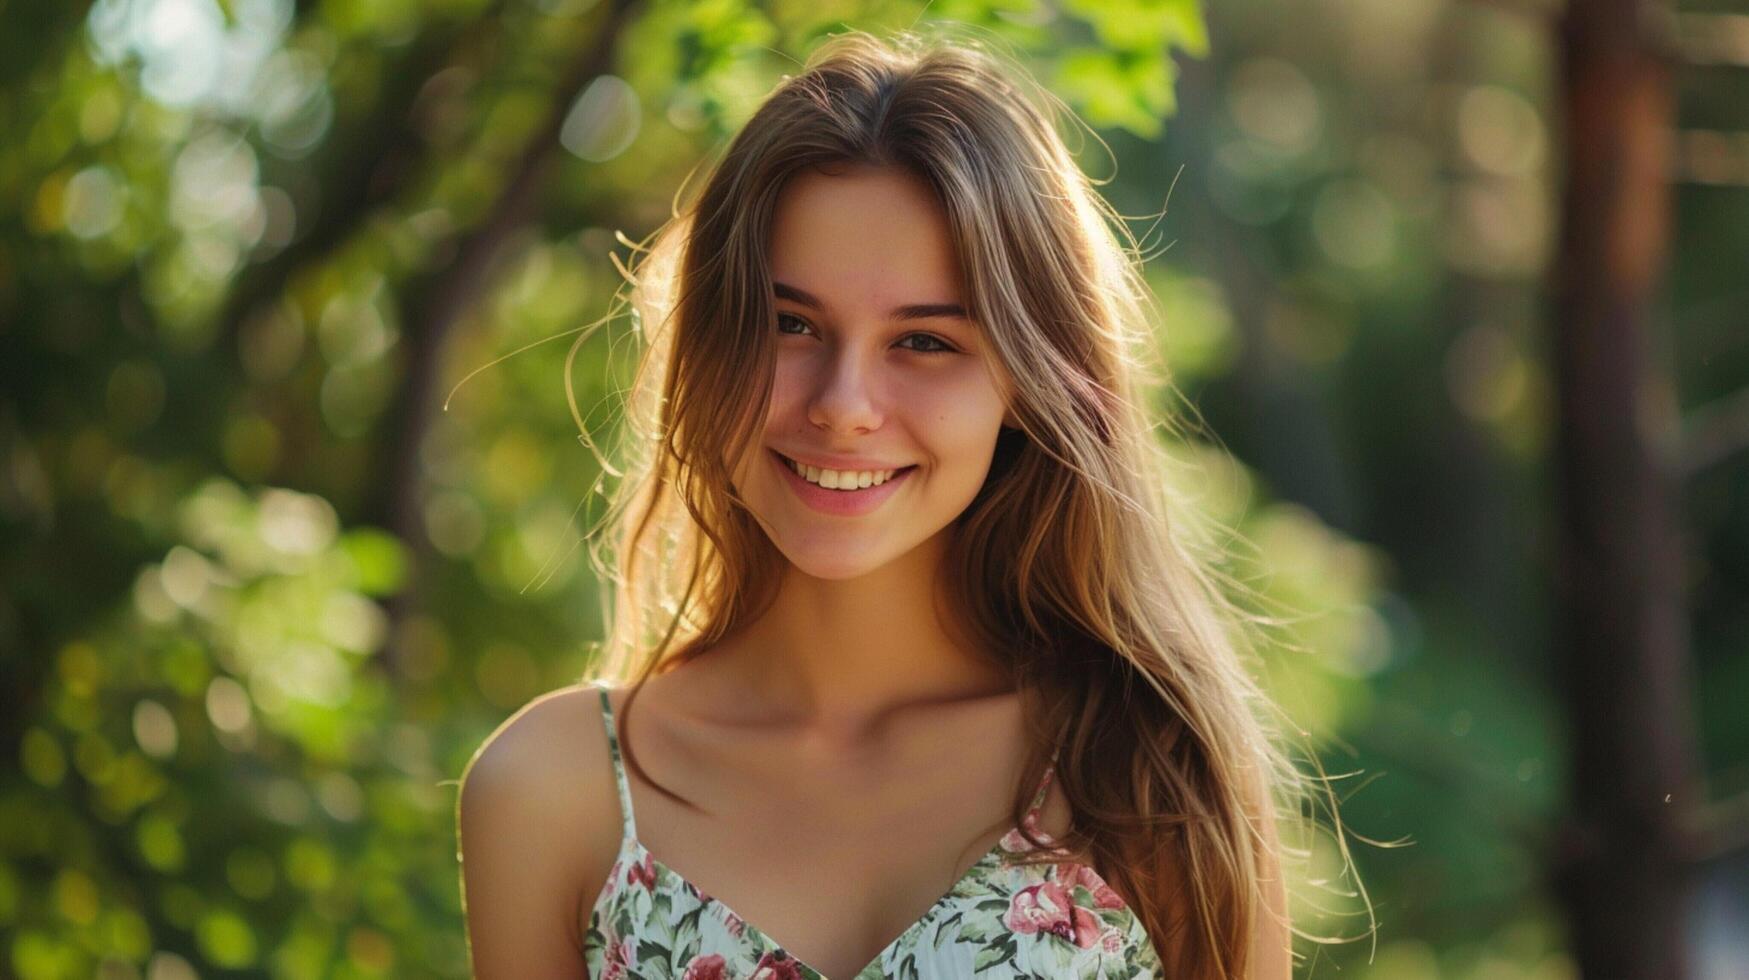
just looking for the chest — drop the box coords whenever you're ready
[581,698,1074,978]
[577,783,1165,980]
[580,795,1081,980]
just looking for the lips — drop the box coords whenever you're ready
[769,448,917,516]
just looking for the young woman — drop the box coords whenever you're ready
[460,28,1343,980]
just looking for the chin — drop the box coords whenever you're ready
[780,548,892,583]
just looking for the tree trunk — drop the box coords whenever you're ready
[1546,0,1701,976]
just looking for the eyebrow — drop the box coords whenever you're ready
[773,281,969,322]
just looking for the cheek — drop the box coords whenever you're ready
[897,362,1006,416]
[903,385,986,429]
[767,358,810,416]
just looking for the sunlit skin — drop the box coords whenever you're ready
[717,163,1022,740]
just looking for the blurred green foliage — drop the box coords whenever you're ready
[2,0,1744,977]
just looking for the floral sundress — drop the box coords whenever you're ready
[580,684,1164,979]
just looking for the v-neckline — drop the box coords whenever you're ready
[619,822,1021,973]
[607,803,1044,980]
[587,682,1059,978]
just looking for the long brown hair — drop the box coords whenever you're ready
[571,26,1365,978]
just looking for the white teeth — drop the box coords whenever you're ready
[784,456,900,490]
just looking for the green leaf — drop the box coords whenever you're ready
[339,527,408,596]
[195,907,258,969]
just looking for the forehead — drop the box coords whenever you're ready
[767,166,963,305]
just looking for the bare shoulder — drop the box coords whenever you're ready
[457,683,622,978]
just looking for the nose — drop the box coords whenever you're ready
[805,347,884,435]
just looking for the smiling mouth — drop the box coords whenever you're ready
[772,449,918,489]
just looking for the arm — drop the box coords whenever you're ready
[458,694,599,979]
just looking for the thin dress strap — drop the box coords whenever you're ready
[1027,745,1063,814]
[595,685,638,840]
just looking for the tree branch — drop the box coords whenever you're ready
[218,8,504,355]
[364,0,645,677]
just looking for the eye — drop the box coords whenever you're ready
[896,332,956,354]
[775,313,958,355]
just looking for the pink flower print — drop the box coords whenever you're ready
[750,950,805,980]
[627,851,657,890]
[681,953,729,980]
[1004,881,1105,949]
[1054,862,1128,909]
[1000,809,1068,855]
[599,937,635,980]
[720,907,746,938]
[1100,926,1126,953]
[1005,880,1070,934]
[1065,904,1104,948]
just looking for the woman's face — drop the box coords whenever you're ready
[729,164,1015,581]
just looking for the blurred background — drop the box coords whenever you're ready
[2,0,1745,977]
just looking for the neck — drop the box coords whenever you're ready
[712,531,1015,748]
